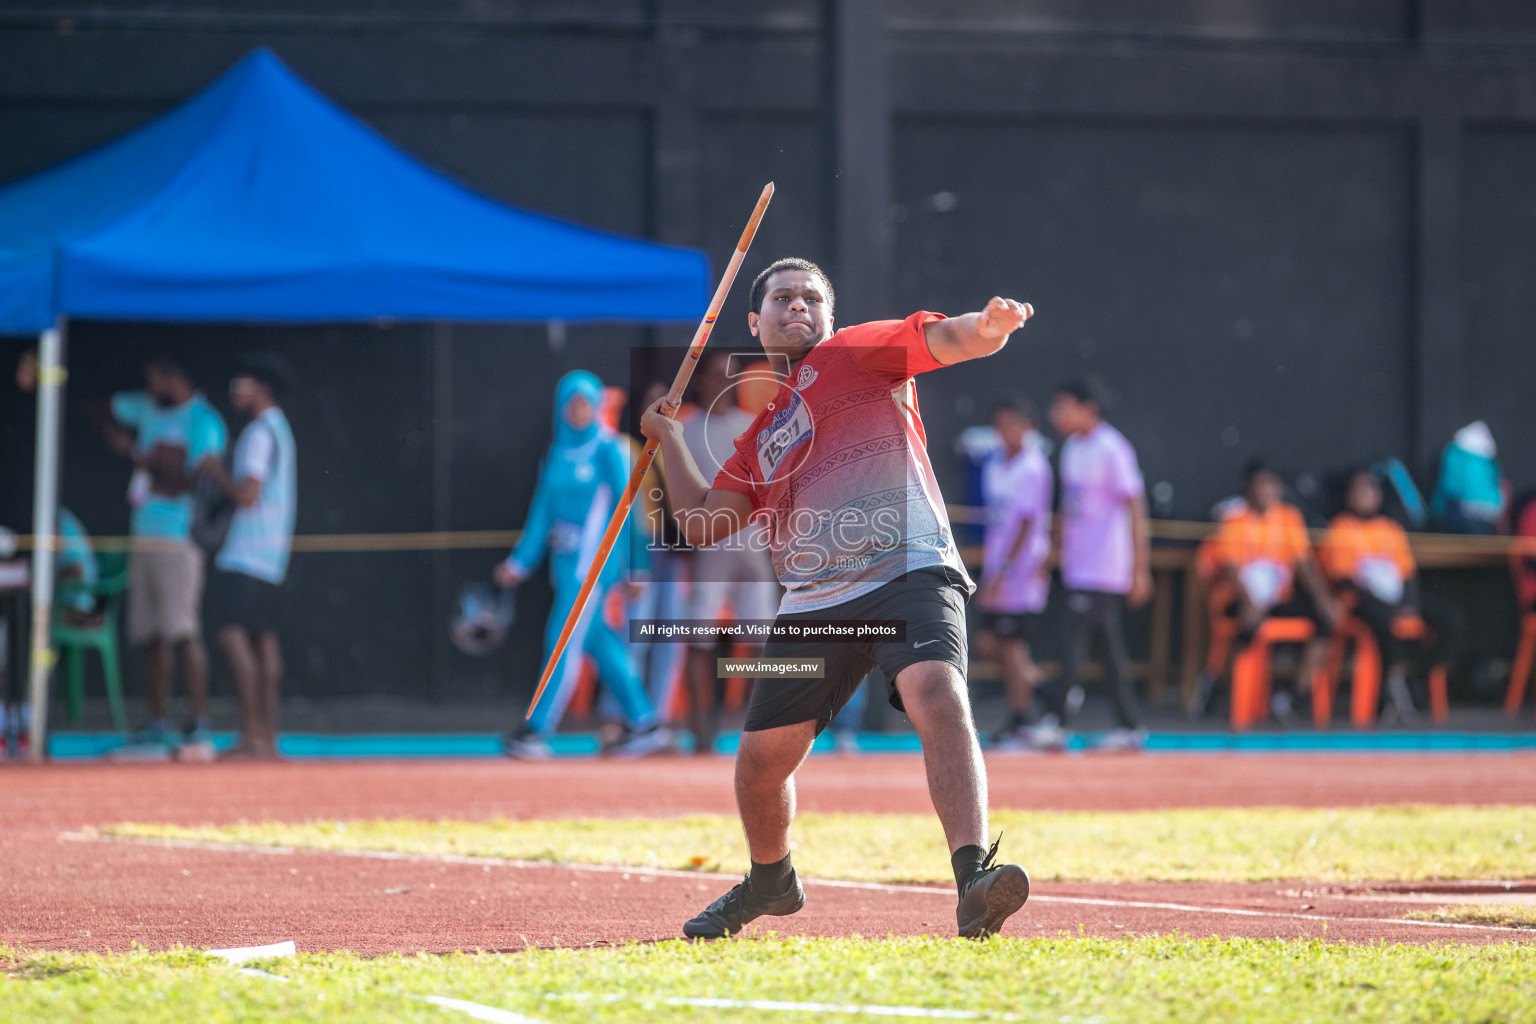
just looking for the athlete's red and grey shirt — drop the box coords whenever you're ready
[713,311,974,614]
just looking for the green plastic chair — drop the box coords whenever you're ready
[52,551,129,731]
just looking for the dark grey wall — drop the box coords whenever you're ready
[1464,127,1536,493]
[894,119,1413,513]
[3,0,1536,701]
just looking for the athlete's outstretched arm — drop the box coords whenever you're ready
[638,396,753,548]
[924,296,1033,365]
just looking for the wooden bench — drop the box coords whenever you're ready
[952,508,1526,716]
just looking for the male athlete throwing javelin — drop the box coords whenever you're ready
[639,258,1034,940]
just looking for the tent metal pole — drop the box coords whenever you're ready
[27,316,66,762]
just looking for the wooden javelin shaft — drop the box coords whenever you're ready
[524,182,775,720]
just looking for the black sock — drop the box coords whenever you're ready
[749,853,794,897]
[952,844,986,893]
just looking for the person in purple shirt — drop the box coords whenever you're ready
[974,400,1053,749]
[1036,379,1151,750]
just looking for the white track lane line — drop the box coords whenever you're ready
[421,995,548,1023]
[65,832,1530,936]
[206,939,297,963]
[556,992,1022,1019]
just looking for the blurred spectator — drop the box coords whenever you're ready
[54,506,99,622]
[1036,379,1150,750]
[679,352,782,755]
[1517,493,1536,614]
[972,400,1052,750]
[1320,468,1464,720]
[102,351,226,757]
[495,370,668,760]
[1192,459,1341,720]
[1431,421,1508,535]
[199,355,296,760]
[628,380,689,724]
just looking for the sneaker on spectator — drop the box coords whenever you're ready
[989,726,1038,754]
[177,733,217,763]
[1027,715,1068,752]
[503,725,554,761]
[611,724,674,759]
[126,721,173,748]
[112,722,175,761]
[1094,727,1148,753]
[175,721,217,763]
[1270,691,1295,723]
[108,739,173,763]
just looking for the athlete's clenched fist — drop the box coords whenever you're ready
[974,297,1033,340]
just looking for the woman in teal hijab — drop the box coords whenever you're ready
[496,371,669,759]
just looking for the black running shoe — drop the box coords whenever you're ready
[956,835,1030,939]
[682,871,805,940]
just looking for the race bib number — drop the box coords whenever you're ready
[756,391,813,483]
[1239,559,1290,611]
[1356,557,1404,604]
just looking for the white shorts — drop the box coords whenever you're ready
[128,541,205,644]
[687,545,782,649]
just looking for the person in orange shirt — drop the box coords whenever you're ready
[1193,459,1341,719]
[1321,468,1464,720]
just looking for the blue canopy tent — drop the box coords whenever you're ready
[0,48,710,756]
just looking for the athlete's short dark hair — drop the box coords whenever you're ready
[1054,377,1104,408]
[234,352,294,400]
[990,398,1036,424]
[749,258,835,316]
[1243,456,1278,484]
[146,349,192,381]
[1344,464,1377,485]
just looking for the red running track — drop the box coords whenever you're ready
[2,753,1533,953]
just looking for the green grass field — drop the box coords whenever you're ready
[4,937,1535,1023]
[43,806,1536,1021]
[108,804,1536,883]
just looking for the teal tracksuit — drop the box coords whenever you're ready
[507,371,656,735]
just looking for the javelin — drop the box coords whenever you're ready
[524,181,775,720]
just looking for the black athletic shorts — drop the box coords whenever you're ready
[742,566,971,734]
[219,570,282,634]
[973,608,1040,643]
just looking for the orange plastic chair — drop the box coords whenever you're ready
[1196,537,1238,679]
[1230,617,1323,729]
[1325,614,1448,727]
[1199,539,1324,727]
